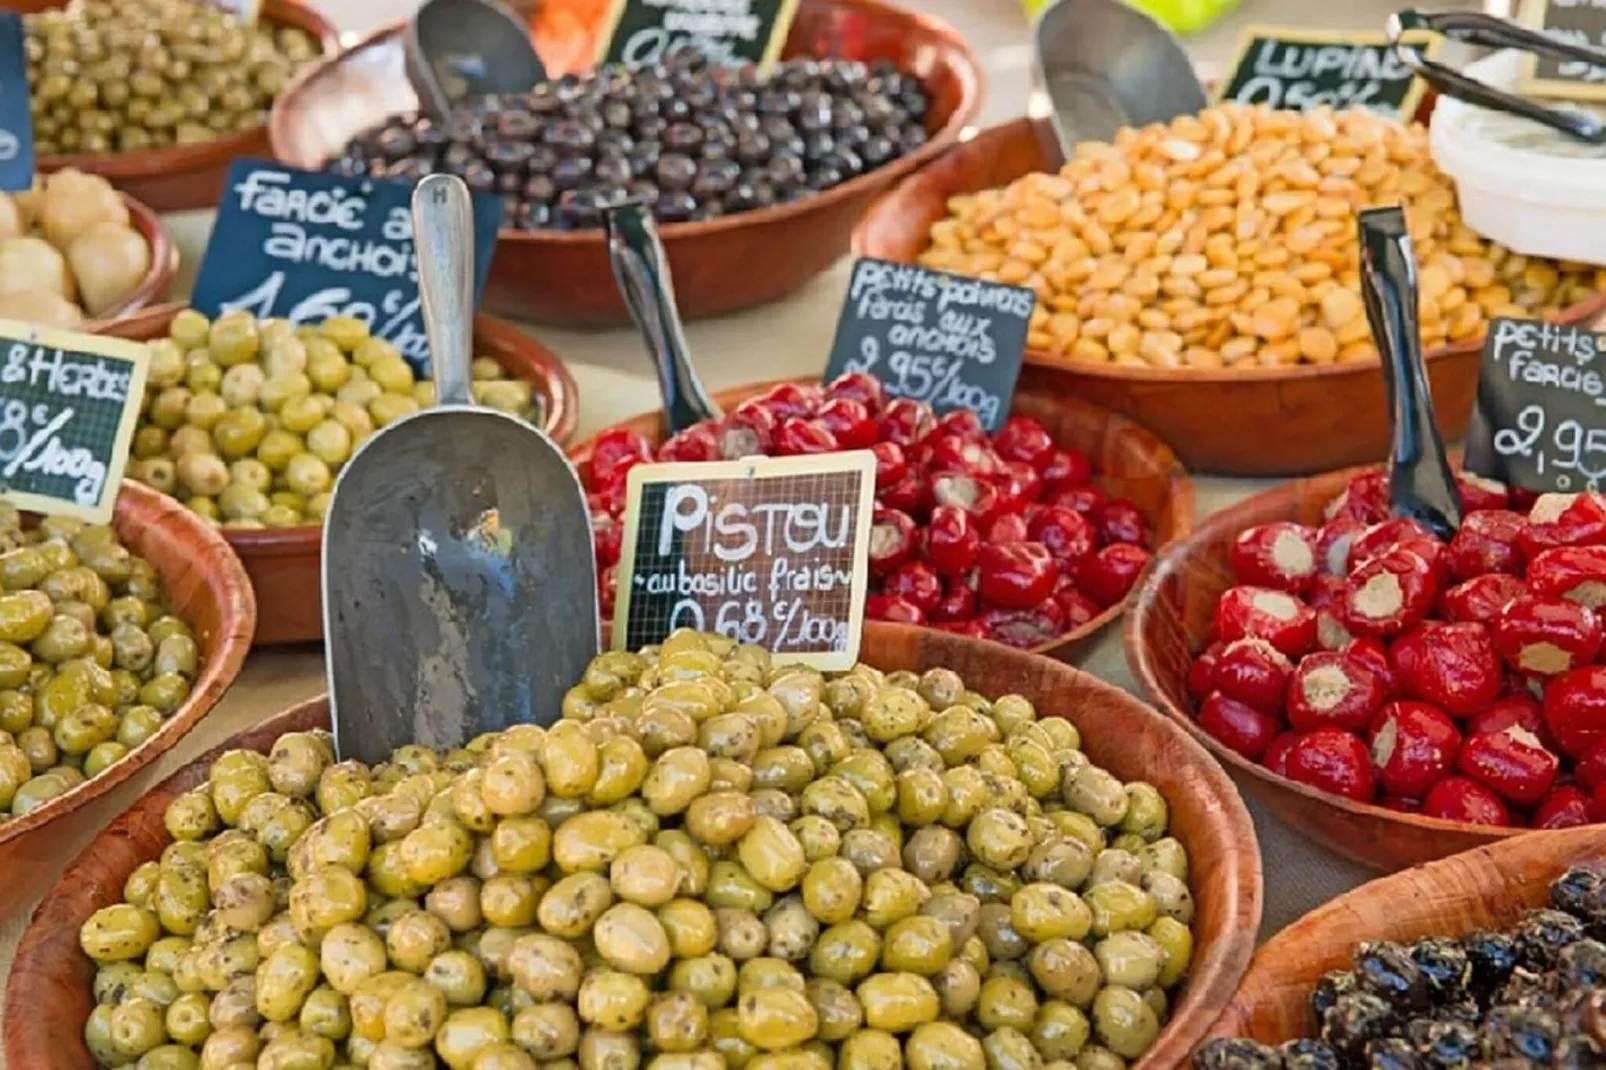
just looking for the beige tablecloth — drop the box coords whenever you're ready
[0,0,1428,1048]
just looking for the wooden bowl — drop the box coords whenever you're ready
[5,626,1261,1070]
[1124,464,1529,873]
[99,302,580,645]
[851,116,1606,477]
[79,194,180,330]
[1203,823,1606,1049]
[267,0,983,329]
[569,378,1194,661]
[16,0,339,212]
[0,480,255,918]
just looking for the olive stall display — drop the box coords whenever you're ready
[0,507,200,821]
[76,630,1198,1069]
[1193,864,1606,1067]
[122,308,543,530]
[24,0,322,157]
[584,375,1156,649]
[326,48,932,230]
[916,104,1606,371]
[0,169,154,327]
[1186,470,1606,829]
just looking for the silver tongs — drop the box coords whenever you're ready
[1388,9,1606,144]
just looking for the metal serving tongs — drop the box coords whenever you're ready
[603,201,722,434]
[1388,9,1606,144]
[406,0,548,121]
[1359,206,1464,539]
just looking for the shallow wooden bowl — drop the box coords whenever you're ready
[1202,823,1606,1049]
[851,116,1606,477]
[5,626,1261,1070]
[79,194,180,330]
[11,0,339,212]
[1124,465,1526,873]
[0,481,255,918]
[99,302,580,645]
[569,377,1193,661]
[267,0,983,329]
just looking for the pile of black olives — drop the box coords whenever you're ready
[326,48,932,231]
[79,631,1197,1070]
[1194,865,1606,1069]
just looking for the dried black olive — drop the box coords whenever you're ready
[1514,909,1587,971]
[1357,942,1430,1010]
[1366,1036,1421,1069]
[1409,938,1471,1002]
[1192,1038,1283,1069]
[1462,931,1521,998]
[1323,992,1396,1062]
[1278,1038,1341,1070]
[1557,938,1606,988]
[1311,971,1360,1021]
[1550,865,1606,934]
[1405,1017,1478,1069]
[1479,1005,1561,1062]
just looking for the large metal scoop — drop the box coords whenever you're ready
[405,0,548,121]
[322,173,598,766]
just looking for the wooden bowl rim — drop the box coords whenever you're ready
[0,480,256,849]
[850,115,1606,384]
[568,376,1196,657]
[1204,822,1606,1045]
[267,0,984,245]
[81,192,179,330]
[34,0,340,180]
[5,629,1263,1070]
[1122,463,1517,848]
[98,301,581,556]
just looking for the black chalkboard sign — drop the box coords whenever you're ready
[1520,0,1606,98]
[0,320,149,523]
[189,159,503,375]
[1465,317,1606,494]
[1215,26,1429,120]
[596,0,801,69]
[822,258,1034,433]
[0,13,34,193]
[613,451,876,669]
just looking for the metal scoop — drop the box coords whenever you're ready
[1359,205,1464,539]
[322,173,598,766]
[603,201,721,434]
[405,0,548,121]
[1033,0,1208,153]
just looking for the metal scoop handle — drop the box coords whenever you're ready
[413,174,476,405]
[1359,206,1463,539]
[603,201,720,434]
[1389,9,1606,144]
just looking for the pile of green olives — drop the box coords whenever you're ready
[0,507,198,822]
[79,631,1196,1070]
[126,309,544,530]
[25,0,321,157]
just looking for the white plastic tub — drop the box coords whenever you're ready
[1430,50,1606,266]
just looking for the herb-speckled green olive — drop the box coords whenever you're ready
[1092,986,1159,1059]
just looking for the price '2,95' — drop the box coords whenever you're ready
[845,336,1003,428]
[1493,403,1606,491]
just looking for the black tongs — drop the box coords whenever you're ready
[1387,9,1606,144]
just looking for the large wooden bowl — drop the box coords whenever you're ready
[99,302,580,645]
[1125,465,1527,873]
[0,481,255,917]
[852,116,1606,477]
[78,194,179,330]
[1202,823,1606,1050]
[570,378,1194,661]
[267,0,983,329]
[13,0,339,212]
[5,626,1261,1070]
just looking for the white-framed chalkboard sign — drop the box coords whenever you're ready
[1214,26,1435,120]
[595,0,801,70]
[1518,0,1606,99]
[0,320,150,524]
[612,451,876,669]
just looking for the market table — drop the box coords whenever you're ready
[0,0,1443,1044]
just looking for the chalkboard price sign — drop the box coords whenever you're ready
[1519,0,1606,99]
[596,0,801,70]
[1464,317,1606,494]
[189,159,503,375]
[0,13,35,193]
[0,320,149,524]
[1215,26,1431,120]
[822,258,1034,433]
[613,451,877,669]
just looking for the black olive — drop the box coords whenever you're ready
[550,157,593,192]
[1408,939,1472,1002]
[521,174,557,204]
[374,126,416,159]
[766,153,805,188]
[1515,909,1587,970]
[1311,972,1360,1021]
[483,141,534,173]
[1551,865,1606,937]
[1356,942,1430,1010]
[1365,1037,1420,1069]
[1404,1017,1478,1069]
[1479,1004,1561,1062]
[1322,992,1396,1062]
[1462,931,1521,998]
[655,190,698,223]
[691,160,740,199]
[493,110,539,141]
[1191,1038,1283,1069]
[459,162,497,193]
[1278,1038,1341,1070]
[1557,938,1606,988]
